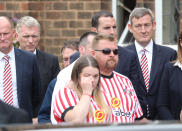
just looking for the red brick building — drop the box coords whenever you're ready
[0,0,179,66]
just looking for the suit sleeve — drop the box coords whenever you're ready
[157,63,174,120]
[32,56,41,117]
[52,56,60,78]
[128,53,139,89]
[52,87,77,123]
[38,78,56,123]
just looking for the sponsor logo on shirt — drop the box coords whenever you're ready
[111,97,121,108]
[94,110,105,122]
[113,109,131,118]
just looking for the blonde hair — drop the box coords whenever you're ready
[92,33,116,50]
[16,16,40,34]
[71,55,111,117]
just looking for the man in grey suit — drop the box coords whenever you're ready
[0,16,41,123]
[16,16,60,105]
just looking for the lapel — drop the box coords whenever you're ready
[14,48,23,104]
[149,43,161,88]
[36,49,40,62]
[128,44,146,90]
[36,49,43,68]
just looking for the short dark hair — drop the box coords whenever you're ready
[79,31,97,47]
[61,40,79,53]
[91,11,113,28]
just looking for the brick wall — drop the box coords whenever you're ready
[0,0,112,65]
[0,0,180,65]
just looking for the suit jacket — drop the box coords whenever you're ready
[38,78,57,123]
[126,42,177,119]
[115,46,139,88]
[157,62,182,120]
[70,51,80,64]
[36,50,60,102]
[15,48,41,121]
[0,100,30,124]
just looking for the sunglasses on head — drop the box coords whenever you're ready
[95,48,118,55]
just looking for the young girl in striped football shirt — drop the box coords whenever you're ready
[53,55,111,123]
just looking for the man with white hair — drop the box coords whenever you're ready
[16,16,60,106]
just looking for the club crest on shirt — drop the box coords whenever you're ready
[94,110,105,122]
[111,97,121,108]
[124,88,132,96]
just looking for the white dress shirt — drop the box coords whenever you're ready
[0,48,19,108]
[174,60,182,71]
[135,40,153,76]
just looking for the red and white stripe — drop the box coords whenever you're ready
[140,49,150,90]
[3,55,13,105]
[53,86,110,124]
[53,72,143,124]
[101,72,143,123]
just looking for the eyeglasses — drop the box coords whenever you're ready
[95,48,118,55]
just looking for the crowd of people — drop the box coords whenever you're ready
[0,7,181,125]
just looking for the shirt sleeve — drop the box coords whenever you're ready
[52,87,78,123]
[129,82,143,119]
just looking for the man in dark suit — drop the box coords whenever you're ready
[90,11,138,85]
[0,100,30,124]
[126,7,177,120]
[0,16,41,122]
[16,16,60,106]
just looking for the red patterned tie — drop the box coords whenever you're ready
[140,49,149,91]
[3,55,13,105]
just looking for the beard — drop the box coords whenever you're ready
[105,58,117,70]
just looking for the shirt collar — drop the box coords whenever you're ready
[19,47,36,54]
[174,60,182,70]
[135,39,153,54]
[33,49,36,55]
[0,47,15,60]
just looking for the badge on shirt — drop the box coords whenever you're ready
[94,110,105,122]
[124,88,133,96]
[111,97,121,108]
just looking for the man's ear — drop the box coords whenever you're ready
[78,45,85,55]
[128,24,133,33]
[90,50,95,57]
[13,29,18,40]
[90,27,97,32]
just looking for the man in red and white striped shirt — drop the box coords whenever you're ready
[52,34,145,124]
[91,34,144,123]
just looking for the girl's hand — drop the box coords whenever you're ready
[80,76,94,95]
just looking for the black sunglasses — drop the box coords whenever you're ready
[95,48,118,55]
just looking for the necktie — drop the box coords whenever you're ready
[3,55,13,105]
[140,49,149,91]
